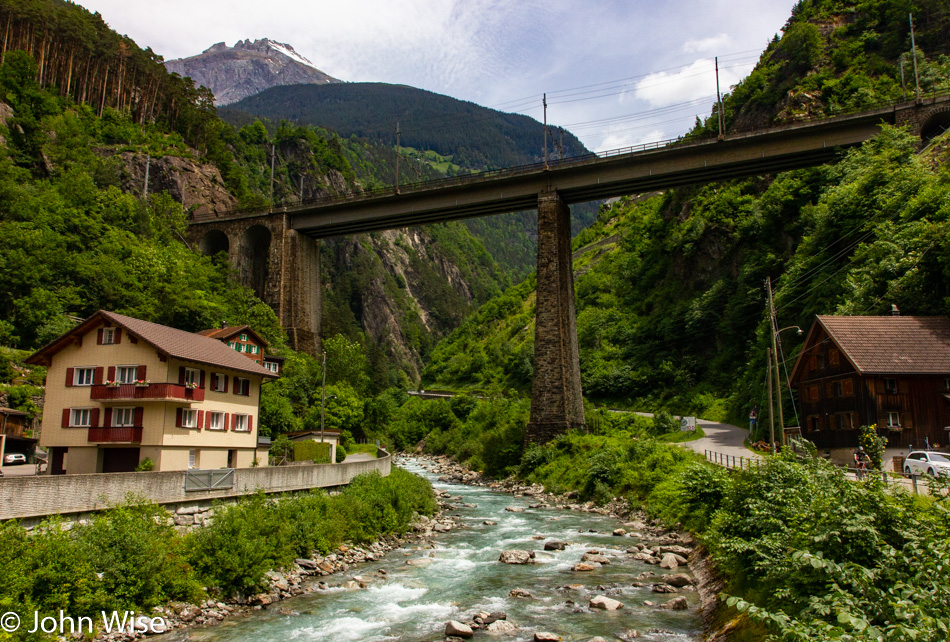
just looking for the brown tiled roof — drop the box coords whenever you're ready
[26,311,277,378]
[818,315,950,374]
[196,325,268,347]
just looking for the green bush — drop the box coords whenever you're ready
[293,440,332,463]
[135,457,155,471]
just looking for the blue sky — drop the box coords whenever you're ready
[75,0,798,152]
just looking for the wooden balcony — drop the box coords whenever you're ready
[88,427,143,443]
[90,383,205,402]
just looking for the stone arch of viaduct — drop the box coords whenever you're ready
[186,214,321,355]
[896,101,950,142]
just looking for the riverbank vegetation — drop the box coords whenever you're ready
[0,468,436,637]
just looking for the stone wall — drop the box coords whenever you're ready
[0,451,390,523]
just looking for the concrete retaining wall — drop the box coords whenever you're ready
[0,451,390,522]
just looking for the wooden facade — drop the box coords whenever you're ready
[791,316,950,450]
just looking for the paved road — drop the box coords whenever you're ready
[344,452,378,462]
[683,419,759,462]
[0,464,39,477]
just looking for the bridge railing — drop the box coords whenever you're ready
[191,92,950,224]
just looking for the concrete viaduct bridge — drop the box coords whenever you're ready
[187,95,950,445]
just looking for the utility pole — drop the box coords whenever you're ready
[715,56,725,140]
[766,278,785,447]
[767,347,775,453]
[143,153,150,197]
[543,93,549,170]
[909,13,921,104]
[269,143,276,205]
[319,350,327,444]
[395,121,401,194]
[900,59,907,101]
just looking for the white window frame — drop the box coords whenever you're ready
[265,362,279,373]
[102,327,116,345]
[113,407,135,427]
[887,411,901,428]
[228,341,236,349]
[70,408,92,427]
[233,414,250,432]
[251,345,258,355]
[74,367,96,386]
[181,409,198,428]
[234,378,250,396]
[213,373,226,393]
[240,333,248,341]
[208,412,225,431]
[116,365,138,384]
[188,449,197,469]
[184,367,200,386]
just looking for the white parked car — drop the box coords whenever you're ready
[3,453,26,465]
[904,451,950,477]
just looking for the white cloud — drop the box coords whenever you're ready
[634,58,753,108]
[682,33,731,53]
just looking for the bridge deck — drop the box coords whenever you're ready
[189,96,949,239]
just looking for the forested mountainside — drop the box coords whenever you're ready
[222,83,599,279]
[422,0,950,433]
[0,0,517,434]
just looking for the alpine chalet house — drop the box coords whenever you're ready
[197,324,284,375]
[790,313,950,451]
[26,311,278,474]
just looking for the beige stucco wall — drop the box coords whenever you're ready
[39,322,267,473]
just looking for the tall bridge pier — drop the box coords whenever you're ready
[186,213,321,355]
[527,191,586,443]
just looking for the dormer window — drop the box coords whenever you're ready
[240,333,248,341]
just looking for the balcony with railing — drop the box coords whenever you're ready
[90,383,205,402]
[88,426,143,443]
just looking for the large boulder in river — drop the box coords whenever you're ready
[664,573,694,587]
[589,595,624,611]
[445,620,474,638]
[499,550,533,564]
[487,620,519,634]
[581,553,610,565]
[544,540,567,551]
[659,553,680,569]
[661,596,689,610]
[534,633,561,641]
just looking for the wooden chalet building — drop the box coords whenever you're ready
[790,314,950,450]
[197,324,284,375]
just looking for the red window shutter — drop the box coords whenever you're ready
[224,413,230,430]
[138,365,146,380]
[91,408,100,428]
[233,378,240,395]
[133,407,144,427]
[62,408,70,427]
[223,375,229,393]
[94,367,104,385]
[107,366,116,381]
[244,379,250,396]
[178,366,186,385]
[176,408,183,428]
[197,410,204,430]
[114,329,122,344]
[205,411,211,429]
[199,370,206,389]
[97,329,104,345]
[104,408,113,428]
[248,415,254,432]
[210,373,218,390]
[65,367,74,386]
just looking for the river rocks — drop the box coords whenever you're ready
[581,553,610,565]
[505,506,526,513]
[661,596,689,610]
[484,520,498,525]
[544,540,567,551]
[486,620,519,634]
[589,595,624,610]
[446,620,474,638]
[652,584,678,593]
[509,588,533,598]
[572,562,600,571]
[658,545,693,557]
[659,553,686,569]
[613,528,626,536]
[663,573,694,587]
[499,550,534,564]
[534,633,561,641]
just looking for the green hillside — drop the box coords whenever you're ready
[222,82,589,171]
[421,0,950,434]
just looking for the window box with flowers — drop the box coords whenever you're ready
[185,382,199,389]
[134,380,150,388]
[105,380,121,388]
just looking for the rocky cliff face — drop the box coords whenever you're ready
[165,39,340,105]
